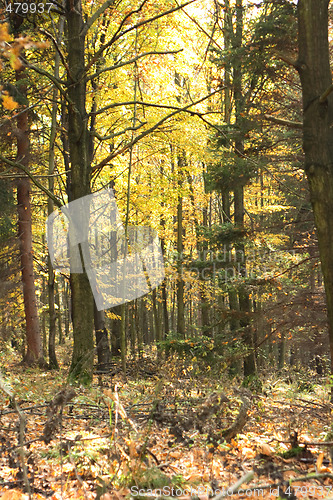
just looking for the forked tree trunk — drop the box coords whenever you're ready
[297,0,333,395]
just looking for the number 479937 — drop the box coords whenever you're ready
[5,2,53,14]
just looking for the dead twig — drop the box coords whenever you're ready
[13,398,32,498]
[212,471,254,499]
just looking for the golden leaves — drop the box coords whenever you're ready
[0,24,11,43]
[1,92,18,111]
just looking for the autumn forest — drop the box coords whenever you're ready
[1,0,333,498]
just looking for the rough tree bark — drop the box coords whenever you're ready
[297,0,333,394]
[15,70,44,365]
[47,16,64,370]
[65,0,94,383]
[233,0,256,377]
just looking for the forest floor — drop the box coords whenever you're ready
[0,346,333,500]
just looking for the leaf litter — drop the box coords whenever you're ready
[0,353,332,499]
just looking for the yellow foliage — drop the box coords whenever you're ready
[0,24,11,43]
[1,92,18,110]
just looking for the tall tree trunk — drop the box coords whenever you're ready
[54,281,63,344]
[89,63,112,372]
[297,0,333,396]
[47,16,63,369]
[176,151,185,338]
[233,0,256,377]
[160,171,170,341]
[152,288,162,342]
[66,0,94,383]
[16,70,43,365]
[188,172,210,333]
[63,277,70,339]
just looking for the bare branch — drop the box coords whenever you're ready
[91,121,147,141]
[92,88,222,171]
[85,0,197,73]
[81,0,116,37]
[23,60,73,105]
[0,155,63,207]
[91,97,213,116]
[273,51,298,68]
[319,83,333,103]
[175,0,223,51]
[37,28,71,78]
[212,471,254,500]
[87,49,182,81]
[263,113,303,129]
[85,0,150,73]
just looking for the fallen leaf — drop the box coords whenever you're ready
[316,452,324,472]
[259,443,273,456]
[1,491,28,500]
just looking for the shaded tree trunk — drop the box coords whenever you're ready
[94,304,111,371]
[66,0,94,383]
[47,14,64,369]
[54,281,63,345]
[297,0,333,396]
[16,70,43,366]
[176,151,185,338]
[233,0,256,377]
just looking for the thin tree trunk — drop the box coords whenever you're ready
[16,69,43,366]
[54,281,63,345]
[177,151,185,338]
[47,16,63,369]
[63,277,70,338]
[94,304,111,371]
[110,306,122,356]
[233,0,256,378]
[188,172,210,334]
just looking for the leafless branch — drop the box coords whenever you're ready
[91,96,219,117]
[212,471,254,499]
[175,0,223,51]
[0,155,63,207]
[37,28,71,78]
[85,0,197,73]
[91,121,147,141]
[23,60,73,105]
[274,51,299,68]
[92,88,222,171]
[264,113,303,129]
[86,49,182,81]
[319,83,333,103]
[81,0,116,36]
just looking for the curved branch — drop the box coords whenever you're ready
[81,0,116,37]
[86,49,182,81]
[37,28,71,78]
[263,113,303,129]
[85,0,196,73]
[0,155,63,207]
[23,60,73,105]
[91,121,147,141]
[319,83,333,103]
[92,87,223,171]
